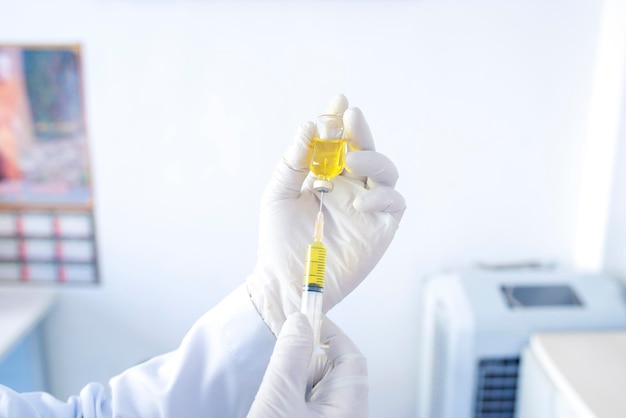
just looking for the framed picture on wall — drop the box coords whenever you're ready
[0,44,97,284]
[0,44,92,209]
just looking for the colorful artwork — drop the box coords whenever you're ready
[0,45,91,209]
[0,45,97,284]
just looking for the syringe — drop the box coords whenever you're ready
[302,113,343,396]
[301,113,344,348]
[301,192,327,348]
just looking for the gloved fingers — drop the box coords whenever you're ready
[344,107,375,152]
[345,150,399,188]
[319,316,364,365]
[324,93,349,116]
[265,122,315,201]
[309,317,369,410]
[353,186,406,223]
[255,313,314,401]
[342,107,376,185]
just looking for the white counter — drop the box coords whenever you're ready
[0,287,57,362]
[517,331,626,418]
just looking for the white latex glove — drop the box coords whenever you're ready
[247,313,368,418]
[247,94,406,336]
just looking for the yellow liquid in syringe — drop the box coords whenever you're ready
[310,138,346,181]
[303,241,327,290]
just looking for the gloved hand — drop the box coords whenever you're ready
[247,94,406,336]
[247,313,368,418]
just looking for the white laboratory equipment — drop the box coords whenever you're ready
[516,331,626,418]
[416,270,626,418]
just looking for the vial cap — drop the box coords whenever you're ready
[313,179,333,193]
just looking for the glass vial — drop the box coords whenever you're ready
[310,114,346,192]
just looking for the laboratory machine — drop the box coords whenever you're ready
[416,270,626,418]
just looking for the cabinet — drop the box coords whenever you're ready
[0,289,57,392]
[517,332,626,418]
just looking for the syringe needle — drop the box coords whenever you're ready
[319,190,325,212]
[313,209,324,243]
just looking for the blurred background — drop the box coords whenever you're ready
[1,0,625,416]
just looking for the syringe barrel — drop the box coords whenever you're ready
[301,289,323,348]
[301,240,327,347]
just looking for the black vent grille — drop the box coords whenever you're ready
[474,357,520,418]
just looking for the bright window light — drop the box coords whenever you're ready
[574,0,626,271]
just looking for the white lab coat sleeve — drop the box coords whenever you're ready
[0,284,276,418]
[110,284,276,417]
[0,382,111,418]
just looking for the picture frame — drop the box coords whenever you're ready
[0,44,92,210]
[0,44,97,284]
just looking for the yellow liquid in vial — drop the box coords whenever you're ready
[310,138,346,181]
[303,241,327,289]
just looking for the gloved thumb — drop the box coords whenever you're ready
[263,122,315,202]
[248,313,314,416]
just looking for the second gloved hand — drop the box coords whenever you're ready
[247,94,406,336]
[247,313,368,418]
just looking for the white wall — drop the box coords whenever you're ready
[599,0,626,286]
[1,0,604,416]
[604,82,626,282]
